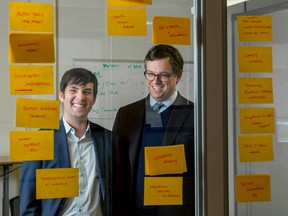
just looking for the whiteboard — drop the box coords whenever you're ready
[74,59,194,130]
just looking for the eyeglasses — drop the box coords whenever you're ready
[144,71,175,82]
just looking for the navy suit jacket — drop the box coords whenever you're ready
[113,93,195,216]
[20,119,114,216]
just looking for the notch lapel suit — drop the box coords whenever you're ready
[20,118,113,216]
[113,93,195,216]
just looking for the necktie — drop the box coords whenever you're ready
[153,102,164,112]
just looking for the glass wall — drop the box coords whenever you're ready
[1,0,230,215]
[1,0,197,215]
[56,0,194,130]
[229,0,288,215]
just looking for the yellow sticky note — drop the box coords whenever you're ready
[144,177,182,206]
[16,98,60,129]
[36,168,79,199]
[238,46,273,72]
[10,65,54,95]
[238,77,273,104]
[152,16,191,45]
[9,32,55,63]
[145,144,187,175]
[107,8,146,36]
[236,174,271,202]
[237,16,273,42]
[239,107,275,134]
[238,135,274,162]
[107,0,151,6]
[10,130,54,161]
[9,2,54,32]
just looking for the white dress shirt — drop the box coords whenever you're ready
[150,90,178,113]
[59,117,103,216]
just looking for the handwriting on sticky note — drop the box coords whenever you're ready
[144,177,182,205]
[9,32,55,63]
[10,65,54,95]
[9,2,54,32]
[107,7,146,36]
[238,46,273,72]
[10,130,54,161]
[145,144,187,175]
[238,135,274,162]
[239,108,275,134]
[16,98,60,129]
[237,16,273,42]
[36,168,78,199]
[236,174,271,202]
[152,16,190,45]
[238,77,273,104]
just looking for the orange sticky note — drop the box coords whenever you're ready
[144,177,182,205]
[36,168,79,199]
[236,174,271,202]
[239,107,275,134]
[10,130,54,161]
[152,16,191,45]
[9,2,54,32]
[107,7,146,36]
[238,135,274,162]
[237,16,273,42]
[145,144,187,175]
[238,77,273,104]
[10,65,54,95]
[9,32,55,63]
[16,98,60,129]
[107,0,151,6]
[238,46,273,72]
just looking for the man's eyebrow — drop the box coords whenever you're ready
[68,83,79,87]
[146,70,171,73]
[67,85,78,88]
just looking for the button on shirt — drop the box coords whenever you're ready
[59,117,103,216]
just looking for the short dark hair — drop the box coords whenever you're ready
[60,68,98,98]
[144,44,184,75]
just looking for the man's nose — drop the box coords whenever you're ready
[76,91,85,99]
[152,75,162,83]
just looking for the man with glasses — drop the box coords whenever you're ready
[113,44,194,216]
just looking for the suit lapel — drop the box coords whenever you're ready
[90,123,106,200]
[128,99,146,176]
[55,119,70,168]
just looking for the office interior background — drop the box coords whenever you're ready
[1,0,287,215]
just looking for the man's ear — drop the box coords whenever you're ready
[176,71,183,84]
[59,91,64,102]
[92,96,97,105]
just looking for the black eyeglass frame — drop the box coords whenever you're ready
[143,71,176,81]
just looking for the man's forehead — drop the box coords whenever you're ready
[67,82,94,89]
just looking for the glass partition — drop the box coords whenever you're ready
[56,0,194,130]
[229,1,288,215]
[0,0,196,215]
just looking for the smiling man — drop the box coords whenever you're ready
[113,45,195,216]
[20,68,114,216]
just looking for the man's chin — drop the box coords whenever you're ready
[72,113,88,120]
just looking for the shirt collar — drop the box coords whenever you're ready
[150,90,178,108]
[62,116,90,135]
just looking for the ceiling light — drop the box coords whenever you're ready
[227,0,249,7]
